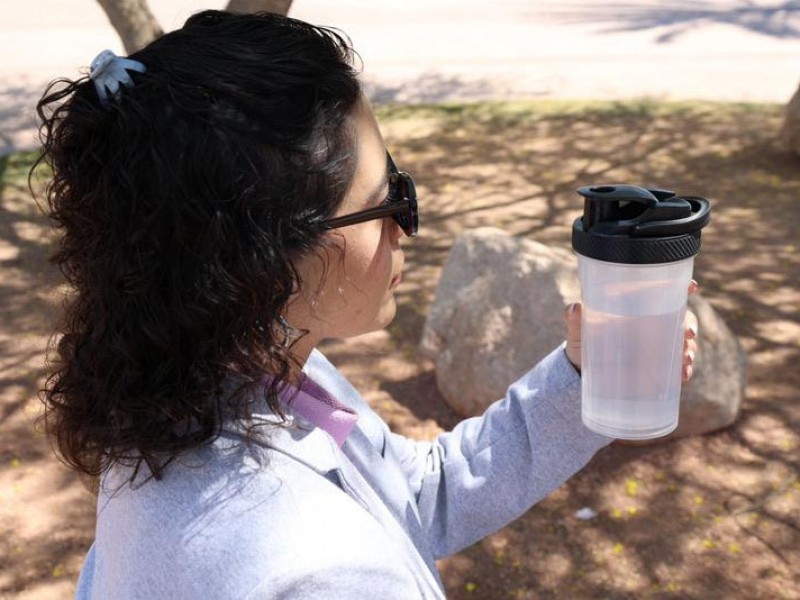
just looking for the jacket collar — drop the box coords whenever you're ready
[280,375,358,447]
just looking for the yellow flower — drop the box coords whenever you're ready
[702,539,716,549]
[612,543,624,555]
[625,479,639,497]
[464,582,478,593]
[729,542,742,554]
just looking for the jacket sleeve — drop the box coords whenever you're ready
[386,344,612,558]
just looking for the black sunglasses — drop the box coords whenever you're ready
[320,152,418,238]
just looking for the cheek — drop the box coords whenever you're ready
[344,224,392,288]
[301,223,395,334]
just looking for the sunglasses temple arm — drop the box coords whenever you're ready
[320,203,406,230]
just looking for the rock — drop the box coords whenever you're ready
[666,292,747,439]
[781,82,800,156]
[419,227,580,416]
[420,227,746,439]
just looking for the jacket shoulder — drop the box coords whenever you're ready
[86,441,420,598]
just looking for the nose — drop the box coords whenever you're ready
[386,216,404,246]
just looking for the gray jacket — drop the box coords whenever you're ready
[75,345,610,599]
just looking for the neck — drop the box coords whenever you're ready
[288,335,316,373]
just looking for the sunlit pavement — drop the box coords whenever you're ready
[3,0,800,153]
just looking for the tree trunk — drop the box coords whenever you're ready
[781,82,800,156]
[96,0,163,54]
[96,0,291,57]
[225,0,293,15]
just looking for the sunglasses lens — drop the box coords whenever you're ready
[398,175,419,236]
[385,170,417,237]
[392,207,411,236]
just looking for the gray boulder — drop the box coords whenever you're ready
[420,227,745,439]
[419,227,580,416]
[668,292,747,439]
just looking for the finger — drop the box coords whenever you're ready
[563,301,580,320]
[682,336,697,382]
[685,310,698,340]
[564,302,581,339]
[683,342,696,367]
[688,279,699,294]
[563,302,582,369]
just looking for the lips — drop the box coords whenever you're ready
[390,254,404,288]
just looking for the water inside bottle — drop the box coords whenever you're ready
[581,305,686,439]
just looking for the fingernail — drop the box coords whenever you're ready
[567,303,576,316]
[687,350,695,365]
[689,323,698,338]
[683,364,693,381]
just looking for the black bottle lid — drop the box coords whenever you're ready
[571,184,711,264]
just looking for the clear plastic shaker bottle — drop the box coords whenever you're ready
[571,185,711,440]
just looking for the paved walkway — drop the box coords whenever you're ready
[3,0,800,154]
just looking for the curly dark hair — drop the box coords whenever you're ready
[33,10,362,480]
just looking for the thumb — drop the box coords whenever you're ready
[563,302,582,370]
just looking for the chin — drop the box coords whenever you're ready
[379,297,398,328]
[335,296,398,340]
[361,298,398,336]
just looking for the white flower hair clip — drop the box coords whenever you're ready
[89,49,146,107]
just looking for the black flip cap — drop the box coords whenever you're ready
[572,185,711,264]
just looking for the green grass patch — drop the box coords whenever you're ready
[375,98,784,129]
[0,150,44,192]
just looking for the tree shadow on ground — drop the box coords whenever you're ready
[4,101,800,598]
[0,151,95,596]
[0,87,43,156]
[365,71,540,105]
[357,100,799,599]
[538,1,800,42]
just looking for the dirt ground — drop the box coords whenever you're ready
[1,100,799,599]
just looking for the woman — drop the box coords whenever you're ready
[35,10,698,599]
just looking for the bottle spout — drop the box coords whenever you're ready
[573,184,712,264]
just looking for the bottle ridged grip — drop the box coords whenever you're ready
[572,225,701,264]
